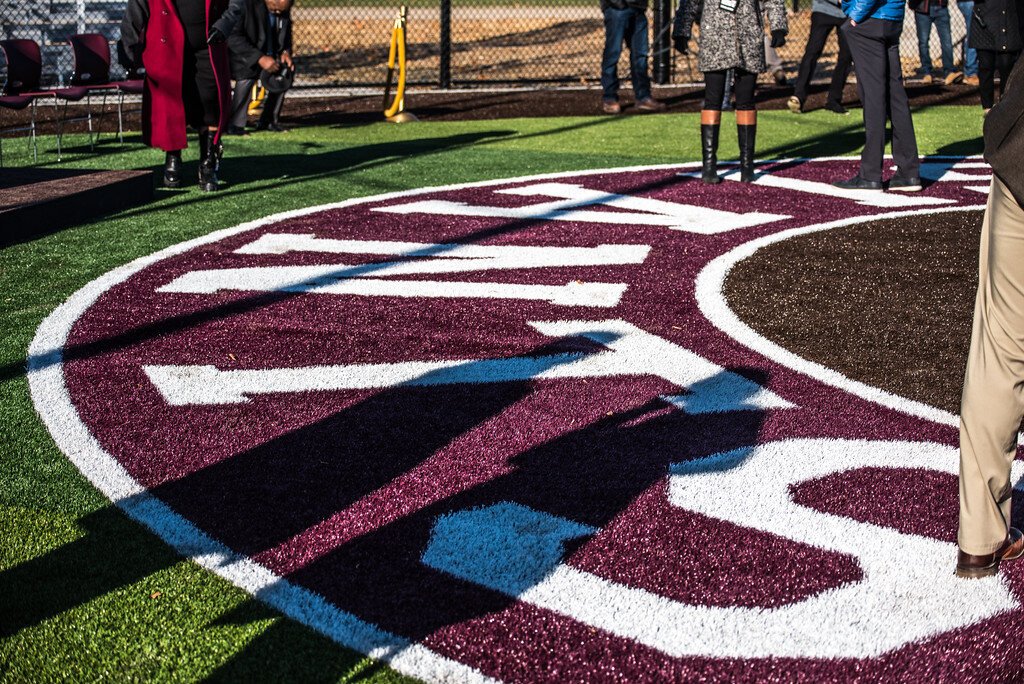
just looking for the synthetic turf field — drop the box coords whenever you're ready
[0,106,1005,681]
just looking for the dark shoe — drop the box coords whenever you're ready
[787,95,803,114]
[832,175,882,190]
[772,68,787,86]
[256,122,288,132]
[601,99,621,115]
[737,124,756,183]
[824,100,849,115]
[635,97,667,112]
[700,123,720,184]
[225,125,249,136]
[888,174,923,192]
[163,151,183,188]
[198,131,220,192]
[957,528,1024,578]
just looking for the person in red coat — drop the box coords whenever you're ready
[119,0,244,191]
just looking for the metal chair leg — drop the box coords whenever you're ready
[93,91,108,147]
[86,92,94,151]
[117,91,124,143]
[53,96,63,161]
[31,101,38,162]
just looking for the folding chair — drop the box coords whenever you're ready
[0,39,53,166]
[68,33,118,147]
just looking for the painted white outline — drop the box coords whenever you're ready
[695,203,986,428]
[27,157,985,682]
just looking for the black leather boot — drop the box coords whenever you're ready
[700,124,721,185]
[198,131,219,192]
[163,151,183,188]
[738,124,757,182]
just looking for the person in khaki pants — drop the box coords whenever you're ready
[958,56,1024,578]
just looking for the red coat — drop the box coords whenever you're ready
[120,0,232,151]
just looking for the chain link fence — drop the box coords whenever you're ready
[1,0,972,90]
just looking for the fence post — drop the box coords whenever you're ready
[652,0,671,84]
[440,0,452,88]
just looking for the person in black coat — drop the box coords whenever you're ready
[226,0,294,133]
[968,0,1023,111]
[119,0,245,190]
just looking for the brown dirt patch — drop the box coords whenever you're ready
[725,209,982,415]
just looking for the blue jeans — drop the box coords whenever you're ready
[914,5,955,75]
[957,0,978,76]
[600,6,652,101]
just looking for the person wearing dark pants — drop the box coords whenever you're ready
[833,0,921,192]
[968,0,1022,113]
[957,0,979,84]
[788,0,853,114]
[674,0,788,183]
[228,0,294,133]
[600,0,665,113]
[910,0,962,84]
[119,0,244,191]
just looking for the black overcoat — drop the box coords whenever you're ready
[228,0,293,80]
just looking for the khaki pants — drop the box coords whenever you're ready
[959,175,1024,555]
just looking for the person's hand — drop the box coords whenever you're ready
[280,51,294,69]
[770,29,787,48]
[258,55,280,73]
[673,33,689,54]
[207,27,226,44]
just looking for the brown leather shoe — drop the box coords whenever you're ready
[635,97,667,112]
[602,99,622,115]
[956,528,1024,578]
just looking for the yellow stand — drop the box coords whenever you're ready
[383,6,418,123]
[248,84,267,116]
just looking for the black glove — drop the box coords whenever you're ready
[673,33,690,54]
[207,27,226,45]
[770,29,787,48]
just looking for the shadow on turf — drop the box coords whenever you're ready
[1,363,781,673]
[6,346,1011,672]
[2,160,688,388]
[0,505,404,680]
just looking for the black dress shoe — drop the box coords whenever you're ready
[832,175,882,190]
[824,100,849,115]
[887,174,923,192]
[225,125,249,136]
[256,122,287,132]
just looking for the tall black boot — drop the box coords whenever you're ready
[701,124,721,185]
[198,130,220,192]
[738,123,757,182]
[163,151,183,188]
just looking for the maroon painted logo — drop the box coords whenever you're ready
[30,158,1018,682]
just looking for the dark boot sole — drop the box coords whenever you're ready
[955,563,998,579]
[163,177,181,189]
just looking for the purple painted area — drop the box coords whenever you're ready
[56,159,1021,680]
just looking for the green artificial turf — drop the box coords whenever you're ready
[0,104,986,681]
